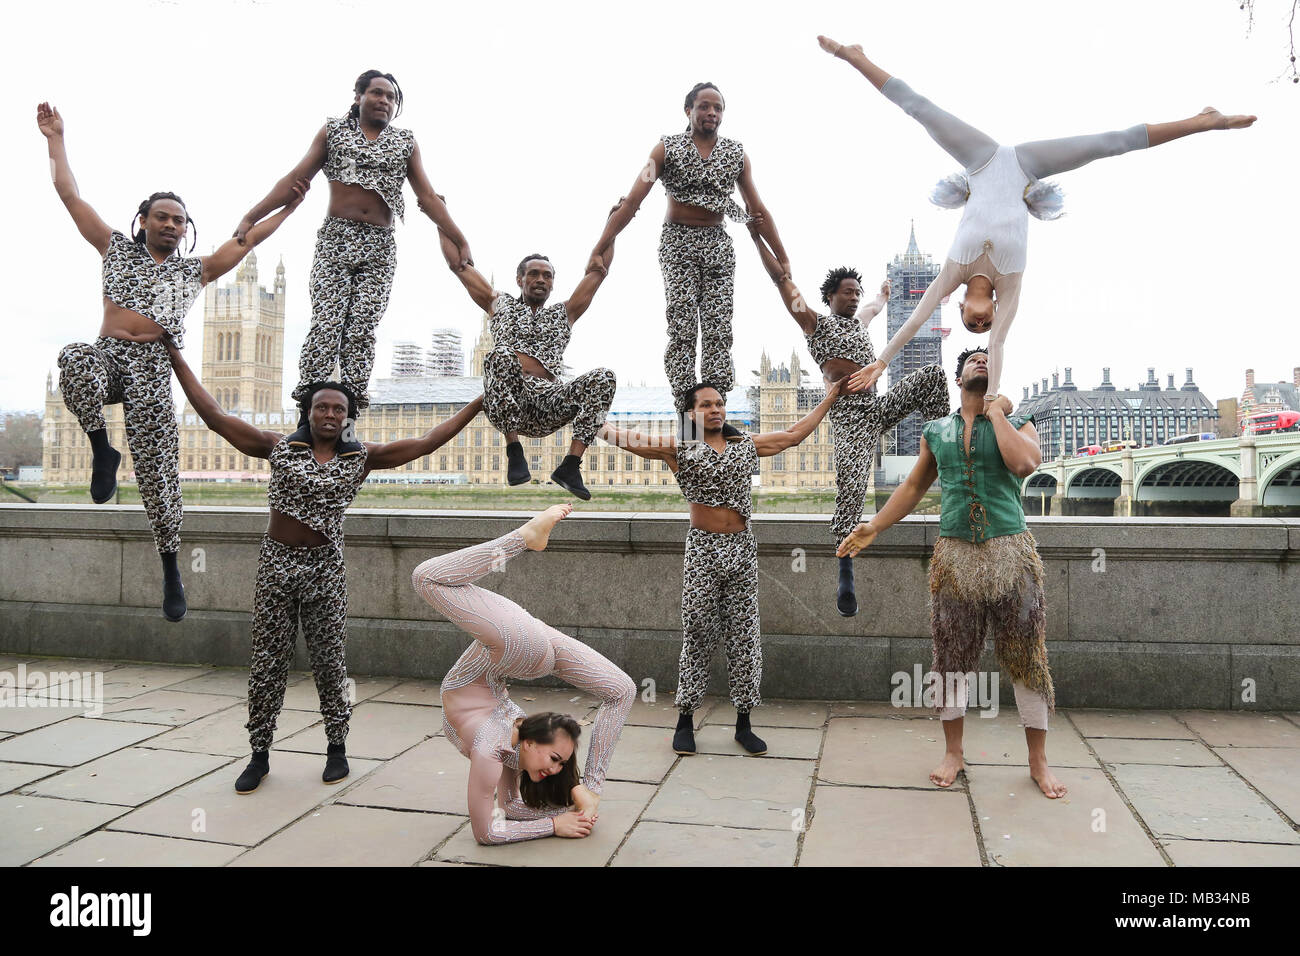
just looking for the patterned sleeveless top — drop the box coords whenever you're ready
[805,310,876,369]
[101,231,205,349]
[322,116,416,222]
[267,436,369,546]
[490,293,570,377]
[675,434,757,520]
[659,132,750,223]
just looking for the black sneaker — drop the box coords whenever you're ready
[672,713,696,755]
[506,441,531,486]
[90,446,121,504]
[161,553,186,623]
[235,751,270,794]
[550,454,591,501]
[735,713,768,756]
[323,743,349,784]
[837,556,859,618]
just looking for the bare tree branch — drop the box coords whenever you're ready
[1240,0,1300,83]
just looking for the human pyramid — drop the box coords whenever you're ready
[37,36,1254,844]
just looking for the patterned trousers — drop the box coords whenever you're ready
[658,222,735,413]
[293,216,397,411]
[675,527,762,714]
[57,336,181,554]
[482,346,616,447]
[829,363,951,543]
[246,536,351,751]
[928,531,1055,724]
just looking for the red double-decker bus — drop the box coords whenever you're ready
[1245,410,1300,435]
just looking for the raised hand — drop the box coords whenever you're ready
[36,102,64,138]
[879,279,891,297]
[836,522,878,558]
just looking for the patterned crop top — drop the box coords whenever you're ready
[659,132,750,223]
[322,116,416,222]
[266,436,368,545]
[805,310,877,369]
[490,293,570,377]
[674,433,758,520]
[102,230,205,349]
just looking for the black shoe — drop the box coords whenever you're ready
[550,454,591,501]
[89,438,121,504]
[506,441,531,486]
[735,712,768,756]
[837,556,858,617]
[161,552,186,623]
[672,712,696,755]
[323,743,349,784]
[235,751,270,794]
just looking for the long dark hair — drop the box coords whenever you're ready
[132,191,197,254]
[683,81,723,131]
[349,70,404,125]
[516,712,582,810]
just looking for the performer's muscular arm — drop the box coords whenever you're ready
[438,228,499,314]
[37,103,112,255]
[597,424,678,470]
[858,279,890,329]
[566,238,616,324]
[587,142,665,269]
[233,125,329,244]
[408,141,472,269]
[837,439,939,557]
[985,395,1041,478]
[747,223,817,335]
[752,379,844,456]
[201,179,310,285]
[364,397,485,472]
[736,155,789,272]
[165,344,280,459]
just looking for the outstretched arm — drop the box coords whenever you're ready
[233,125,328,244]
[438,227,498,314]
[736,154,789,270]
[202,179,309,284]
[566,199,626,323]
[36,103,112,255]
[365,396,485,471]
[836,438,939,557]
[753,379,843,456]
[409,140,472,269]
[747,222,817,335]
[597,423,677,469]
[858,279,890,329]
[165,343,280,459]
[853,260,963,392]
[588,142,664,268]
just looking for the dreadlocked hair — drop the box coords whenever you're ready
[132,191,196,254]
[516,712,583,811]
[955,346,989,380]
[516,253,552,279]
[820,266,863,306]
[683,82,723,131]
[348,70,404,125]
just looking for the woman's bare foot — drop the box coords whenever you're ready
[817,35,861,58]
[930,750,965,788]
[1200,106,1257,130]
[519,504,572,551]
[572,783,601,820]
[1029,755,1068,798]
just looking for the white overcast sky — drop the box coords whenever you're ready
[4,0,1298,413]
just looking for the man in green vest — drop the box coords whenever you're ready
[838,346,1065,799]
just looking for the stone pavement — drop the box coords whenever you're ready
[2,654,1299,867]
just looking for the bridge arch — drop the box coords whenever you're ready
[1261,451,1300,507]
[1136,458,1239,502]
[1065,467,1121,500]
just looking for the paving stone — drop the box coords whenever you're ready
[22,657,127,674]
[278,701,435,760]
[1162,840,1300,867]
[818,717,958,789]
[418,859,475,867]
[701,700,829,729]
[800,784,980,867]
[100,690,241,726]
[1178,712,1300,748]
[30,831,245,867]
[0,655,38,669]
[506,686,600,718]
[1110,764,1299,844]
[1068,710,1195,739]
[1090,738,1220,766]
[1,794,130,866]
[336,736,468,814]
[280,676,399,712]
[231,804,463,866]
[623,695,715,729]
[960,711,1097,769]
[829,700,936,719]
[96,665,213,701]
[142,706,320,757]
[1213,747,1300,823]
[0,703,100,734]
[106,750,380,846]
[693,724,822,760]
[0,761,62,794]
[643,755,814,830]
[0,718,163,766]
[612,820,798,867]
[166,669,304,698]
[436,781,655,866]
[580,724,678,785]
[967,766,1164,866]
[372,680,443,707]
[29,747,233,806]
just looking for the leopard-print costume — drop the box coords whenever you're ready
[246,437,369,750]
[101,230,205,349]
[659,222,736,413]
[675,527,761,714]
[659,132,750,223]
[673,432,757,519]
[57,337,182,554]
[321,116,415,221]
[292,216,397,410]
[483,293,616,446]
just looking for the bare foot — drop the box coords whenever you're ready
[1029,756,1068,799]
[572,783,601,820]
[817,35,860,58]
[519,504,572,551]
[1200,106,1257,130]
[930,750,964,788]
